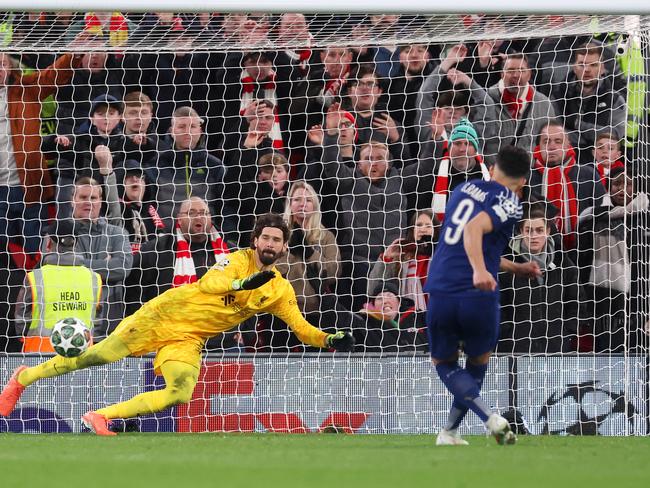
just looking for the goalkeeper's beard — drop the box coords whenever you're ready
[257,248,285,266]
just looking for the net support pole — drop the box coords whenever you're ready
[3,0,650,15]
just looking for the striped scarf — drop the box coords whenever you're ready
[499,80,535,120]
[172,223,229,287]
[432,156,490,221]
[533,146,579,249]
[400,255,430,311]
[320,67,350,107]
[239,69,284,150]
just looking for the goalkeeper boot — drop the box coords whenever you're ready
[0,365,28,416]
[436,428,469,446]
[82,411,117,436]
[486,413,517,445]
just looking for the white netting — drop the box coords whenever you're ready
[0,11,648,435]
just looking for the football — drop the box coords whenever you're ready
[50,317,92,358]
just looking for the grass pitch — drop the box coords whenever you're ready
[1,434,648,488]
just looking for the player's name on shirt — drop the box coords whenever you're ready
[460,182,488,202]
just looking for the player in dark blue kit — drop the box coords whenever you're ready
[425,145,541,446]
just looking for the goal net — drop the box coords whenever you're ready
[0,10,648,435]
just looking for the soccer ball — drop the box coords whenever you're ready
[51,318,92,358]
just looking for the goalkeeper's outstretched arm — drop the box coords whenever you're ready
[271,284,355,352]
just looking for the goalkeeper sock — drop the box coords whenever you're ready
[97,360,198,420]
[436,362,492,423]
[17,335,131,387]
[445,362,488,430]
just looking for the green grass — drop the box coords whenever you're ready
[1,434,649,488]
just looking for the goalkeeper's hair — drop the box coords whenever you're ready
[250,213,291,248]
[495,145,530,180]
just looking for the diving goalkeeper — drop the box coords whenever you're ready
[0,213,355,435]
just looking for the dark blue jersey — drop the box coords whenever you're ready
[424,180,522,295]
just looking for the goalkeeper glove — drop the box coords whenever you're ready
[232,270,276,291]
[326,331,355,352]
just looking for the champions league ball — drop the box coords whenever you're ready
[50,318,92,358]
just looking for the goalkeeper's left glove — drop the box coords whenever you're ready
[326,331,355,352]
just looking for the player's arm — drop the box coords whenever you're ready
[463,211,496,291]
[499,258,542,278]
[270,285,354,351]
[198,254,275,294]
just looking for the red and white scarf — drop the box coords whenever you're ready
[432,156,490,221]
[239,69,284,150]
[172,223,229,287]
[320,66,350,107]
[596,160,625,187]
[533,145,579,249]
[499,80,535,120]
[401,255,431,311]
[285,48,312,77]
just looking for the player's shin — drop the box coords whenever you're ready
[435,361,493,422]
[17,335,132,387]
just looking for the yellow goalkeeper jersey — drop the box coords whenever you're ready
[131,248,329,348]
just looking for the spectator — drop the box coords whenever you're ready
[416,90,467,162]
[123,36,213,135]
[386,43,436,162]
[528,120,606,249]
[416,44,490,144]
[321,138,406,308]
[275,181,340,316]
[104,159,162,252]
[551,42,626,161]
[481,53,556,164]
[353,282,428,353]
[343,64,408,163]
[152,106,226,230]
[235,152,290,247]
[121,91,162,168]
[591,130,625,187]
[70,177,133,338]
[15,219,102,353]
[55,36,125,135]
[46,94,127,217]
[498,206,583,354]
[0,52,83,254]
[220,50,286,151]
[578,167,650,352]
[402,117,490,221]
[294,46,353,131]
[125,196,228,314]
[221,101,277,245]
[368,209,438,312]
[302,104,356,230]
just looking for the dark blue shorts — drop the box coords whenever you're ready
[426,291,500,360]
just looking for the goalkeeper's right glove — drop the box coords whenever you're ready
[326,331,355,352]
[232,270,276,291]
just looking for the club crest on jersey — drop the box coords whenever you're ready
[211,254,230,271]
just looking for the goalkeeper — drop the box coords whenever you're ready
[0,213,354,435]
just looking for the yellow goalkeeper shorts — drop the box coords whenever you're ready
[112,313,204,375]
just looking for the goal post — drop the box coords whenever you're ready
[0,8,648,435]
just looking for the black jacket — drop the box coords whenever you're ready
[498,241,584,354]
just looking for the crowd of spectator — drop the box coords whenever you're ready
[0,12,648,354]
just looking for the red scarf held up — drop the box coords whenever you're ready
[172,222,229,288]
[533,145,578,249]
[501,83,535,120]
